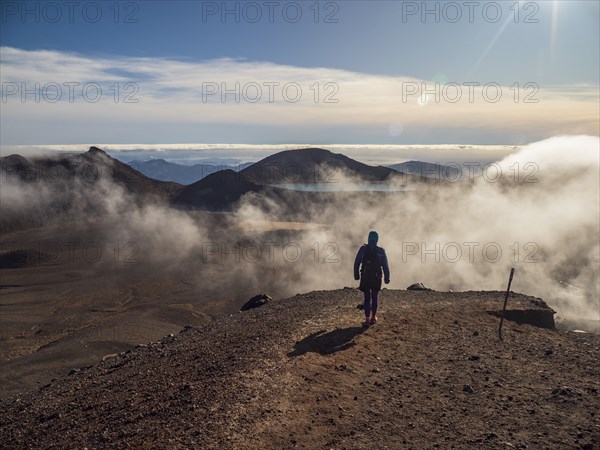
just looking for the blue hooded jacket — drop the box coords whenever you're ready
[354,243,390,282]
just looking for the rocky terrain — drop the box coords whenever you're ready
[1,289,598,449]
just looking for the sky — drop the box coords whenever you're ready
[1,0,599,147]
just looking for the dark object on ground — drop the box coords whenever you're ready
[499,267,516,341]
[0,250,54,269]
[241,294,272,311]
[406,283,432,291]
[488,308,556,330]
[356,304,364,310]
[551,386,583,397]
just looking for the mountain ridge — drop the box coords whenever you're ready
[387,160,463,181]
[127,158,253,185]
[2,147,432,225]
[0,147,182,232]
[240,147,413,185]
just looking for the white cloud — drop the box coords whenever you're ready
[1,46,598,144]
[0,142,521,165]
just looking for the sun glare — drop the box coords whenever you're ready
[551,0,559,59]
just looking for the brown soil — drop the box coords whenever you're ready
[1,289,598,449]
[0,219,258,399]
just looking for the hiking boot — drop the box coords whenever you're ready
[370,316,378,325]
[362,318,370,328]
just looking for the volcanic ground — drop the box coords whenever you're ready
[1,288,598,449]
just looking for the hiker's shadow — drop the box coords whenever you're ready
[287,327,365,357]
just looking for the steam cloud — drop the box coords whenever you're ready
[228,135,600,324]
[1,135,598,326]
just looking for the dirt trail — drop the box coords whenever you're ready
[1,289,598,449]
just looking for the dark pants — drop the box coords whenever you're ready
[363,290,379,318]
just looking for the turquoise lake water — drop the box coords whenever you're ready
[272,183,413,192]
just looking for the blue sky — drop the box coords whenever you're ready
[1,0,599,145]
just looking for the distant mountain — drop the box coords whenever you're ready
[172,148,434,211]
[0,147,182,232]
[1,147,437,229]
[241,148,411,185]
[127,159,253,185]
[2,147,181,197]
[386,161,463,181]
[173,169,264,211]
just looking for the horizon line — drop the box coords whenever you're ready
[1,143,525,151]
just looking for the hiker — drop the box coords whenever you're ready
[354,231,390,327]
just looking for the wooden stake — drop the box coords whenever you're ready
[498,268,515,341]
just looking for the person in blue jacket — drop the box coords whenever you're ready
[354,231,390,327]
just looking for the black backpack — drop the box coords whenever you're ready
[361,245,381,282]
